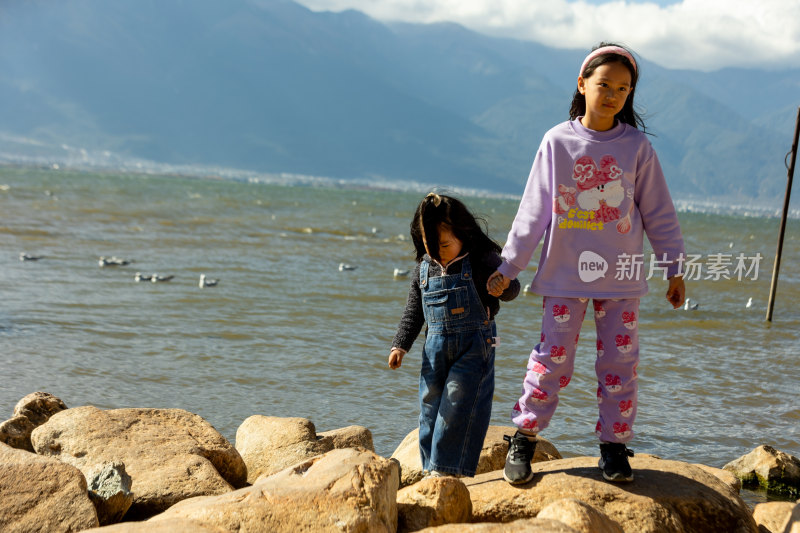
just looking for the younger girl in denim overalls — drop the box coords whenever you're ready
[389,193,519,477]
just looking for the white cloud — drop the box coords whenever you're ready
[294,0,800,71]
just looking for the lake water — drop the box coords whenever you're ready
[1,166,798,506]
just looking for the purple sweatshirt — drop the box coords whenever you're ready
[498,119,685,298]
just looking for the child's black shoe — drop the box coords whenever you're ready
[503,431,537,485]
[598,442,634,482]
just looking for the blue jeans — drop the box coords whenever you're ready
[418,324,495,476]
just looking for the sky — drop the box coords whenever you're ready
[294,0,800,71]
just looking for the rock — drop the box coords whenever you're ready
[537,498,624,533]
[235,415,334,484]
[13,391,68,425]
[0,442,99,532]
[416,518,581,532]
[82,517,227,532]
[152,447,399,532]
[694,463,742,493]
[0,415,37,452]
[785,502,800,533]
[753,501,796,533]
[391,426,561,487]
[0,392,67,452]
[86,461,134,525]
[318,424,374,451]
[724,445,800,497]
[397,476,472,532]
[465,456,758,533]
[31,406,247,519]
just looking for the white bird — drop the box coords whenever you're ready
[684,298,699,311]
[199,274,219,288]
[745,297,753,308]
[20,252,42,261]
[523,284,532,294]
[339,263,357,271]
[393,268,410,278]
[99,256,130,267]
[134,272,151,282]
[150,274,174,283]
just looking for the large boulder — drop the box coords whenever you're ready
[786,502,800,533]
[753,501,796,533]
[318,425,374,451]
[397,476,472,532]
[0,442,99,532]
[724,445,800,498]
[31,406,247,519]
[82,518,227,532]
[536,498,623,533]
[391,426,561,486]
[151,447,399,532]
[0,392,67,452]
[235,415,333,484]
[693,463,742,493]
[416,518,581,532]
[464,455,759,533]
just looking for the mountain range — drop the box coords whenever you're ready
[1,0,798,200]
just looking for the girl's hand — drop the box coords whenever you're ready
[388,348,405,369]
[487,270,511,297]
[666,275,685,309]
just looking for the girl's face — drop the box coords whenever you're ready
[578,61,632,131]
[436,224,463,265]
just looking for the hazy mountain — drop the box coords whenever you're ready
[0,0,797,200]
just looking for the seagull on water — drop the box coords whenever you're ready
[393,268,410,278]
[684,298,699,311]
[99,256,131,267]
[339,263,357,271]
[134,272,151,282]
[20,253,42,261]
[745,297,753,308]
[150,274,174,283]
[523,284,532,294]
[199,274,219,288]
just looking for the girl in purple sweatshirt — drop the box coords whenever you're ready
[487,42,686,485]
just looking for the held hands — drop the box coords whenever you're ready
[388,348,405,369]
[666,275,686,309]
[487,270,511,297]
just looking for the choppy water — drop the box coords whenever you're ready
[2,166,798,505]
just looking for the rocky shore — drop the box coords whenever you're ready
[1,392,799,533]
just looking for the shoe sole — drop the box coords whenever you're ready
[503,470,534,485]
[598,459,633,482]
[601,471,634,482]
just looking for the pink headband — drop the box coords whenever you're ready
[579,46,637,76]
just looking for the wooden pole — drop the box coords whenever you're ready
[766,106,800,322]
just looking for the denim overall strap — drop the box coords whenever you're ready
[419,259,429,288]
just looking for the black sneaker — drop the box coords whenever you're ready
[503,431,537,485]
[599,442,634,482]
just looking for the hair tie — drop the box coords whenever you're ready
[426,192,442,207]
[579,46,637,77]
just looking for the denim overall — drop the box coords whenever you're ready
[418,255,496,477]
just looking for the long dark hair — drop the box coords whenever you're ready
[569,42,646,132]
[410,193,501,263]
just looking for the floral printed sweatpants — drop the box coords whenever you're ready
[511,296,639,443]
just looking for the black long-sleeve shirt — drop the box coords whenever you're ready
[391,252,520,352]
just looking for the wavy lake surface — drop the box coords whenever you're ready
[1,166,798,505]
